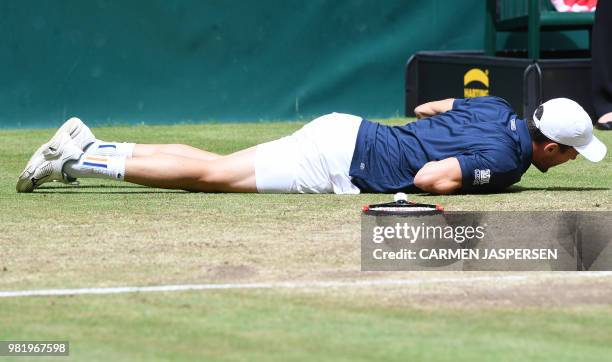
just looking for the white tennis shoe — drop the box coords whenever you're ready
[16,132,84,193]
[16,117,95,191]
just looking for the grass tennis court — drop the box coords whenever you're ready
[1,120,611,361]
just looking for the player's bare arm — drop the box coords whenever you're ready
[413,157,462,195]
[413,98,455,119]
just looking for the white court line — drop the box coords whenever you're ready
[1,272,612,298]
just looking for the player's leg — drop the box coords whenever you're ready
[123,147,256,192]
[17,117,256,192]
[19,137,256,192]
[63,146,256,192]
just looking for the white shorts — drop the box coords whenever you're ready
[255,113,361,194]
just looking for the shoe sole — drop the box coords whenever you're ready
[16,118,85,193]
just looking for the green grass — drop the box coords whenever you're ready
[1,291,612,362]
[0,120,611,361]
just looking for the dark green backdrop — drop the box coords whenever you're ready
[0,0,588,127]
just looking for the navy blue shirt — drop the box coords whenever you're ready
[349,96,533,193]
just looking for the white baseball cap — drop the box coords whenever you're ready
[533,98,607,162]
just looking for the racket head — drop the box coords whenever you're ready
[362,200,444,216]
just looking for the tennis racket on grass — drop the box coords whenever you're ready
[362,193,443,216]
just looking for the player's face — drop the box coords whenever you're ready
[533,145,578,172]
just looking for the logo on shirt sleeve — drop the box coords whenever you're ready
[474,169,491,185]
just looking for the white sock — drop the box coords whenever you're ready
[84,140,136,158]
[64,155,127,181]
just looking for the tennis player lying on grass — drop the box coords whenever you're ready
[17,96,607,195]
